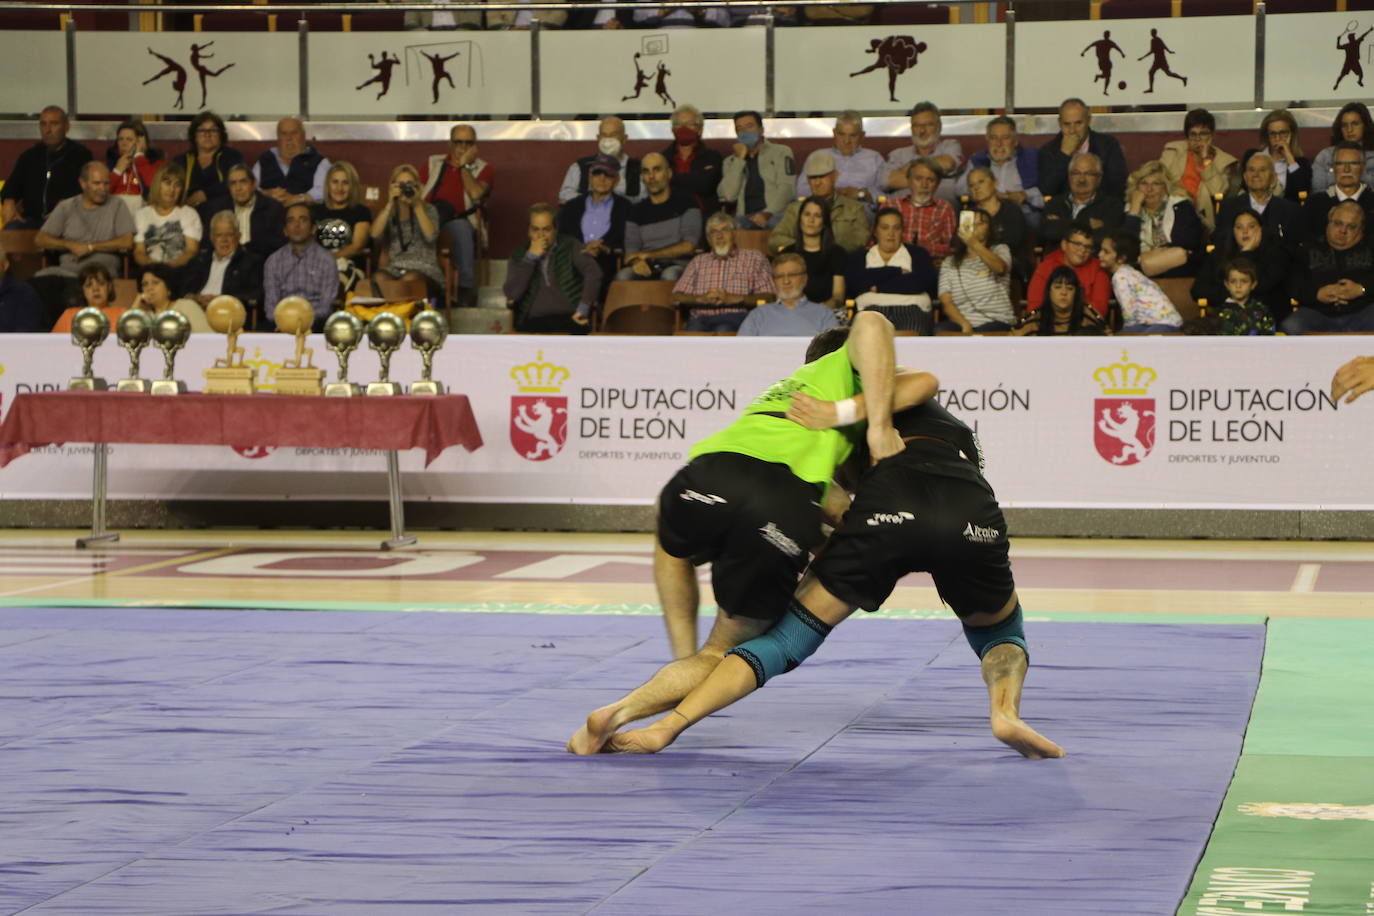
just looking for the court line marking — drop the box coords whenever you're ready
[1290,563,1322,593]
[0,548,241,600]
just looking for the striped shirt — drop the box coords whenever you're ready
[937,243,1014,325]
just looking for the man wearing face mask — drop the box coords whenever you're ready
[663,103,722,214]
[558,116,643,203]
[718,110,795,230]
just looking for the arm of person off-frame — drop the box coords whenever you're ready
[1332,356,1374,404]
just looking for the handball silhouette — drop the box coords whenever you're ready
[1118,80,1127,90]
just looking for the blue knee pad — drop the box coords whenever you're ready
[963,603,1028,661]
[727,599,833,689]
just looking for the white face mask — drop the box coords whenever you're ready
[598,137,622,158]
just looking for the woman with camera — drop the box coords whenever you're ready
[370,163,444,301]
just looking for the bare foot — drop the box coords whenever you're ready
[606,723,678,754]
[566,706,619,755]
[991,712,1065,759]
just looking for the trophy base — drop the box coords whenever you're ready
[408,379,445,396]
[324,381,362,397]
[275,367,325,396]
[366,381,403,396]
[116,378,151,393]
[203,366,255,395]
[150,379,188,396]
[68,377,109,391]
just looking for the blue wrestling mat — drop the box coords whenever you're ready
[0,607,1263,914]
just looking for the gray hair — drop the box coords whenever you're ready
[905,156,942,179]
[986,115,1017,134]
[910,101,941,119]
[705,211,735,232]
[772,251,807,274]
[672,104,703,128]
[836,109,864,131]
[209,210,239,233]
[1070,152,1103,173]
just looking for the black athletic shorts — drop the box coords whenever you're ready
[812,441,1014,617]
[657,451,825,621]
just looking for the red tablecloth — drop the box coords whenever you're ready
[0,391,483,468]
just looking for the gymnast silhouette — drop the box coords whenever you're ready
[190,41,235,109]
[142,48,188,110]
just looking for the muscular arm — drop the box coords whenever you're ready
[846,310,903,461]
[786,367,940,430]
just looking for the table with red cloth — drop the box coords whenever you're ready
[0,391,484,548]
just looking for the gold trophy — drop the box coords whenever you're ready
[202,295,255,395]
[115,308,153,392]
[365,312,406,396]
[273,296,325,396]
[407,310,448,395]
[68,307,111,391]
[149,309,192,395]
[323,311,364,397]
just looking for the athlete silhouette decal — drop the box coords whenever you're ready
[622,49,676,107]
[141,42,234,109]
[1138,28,1187,93]
[1334,23,1373,91]
[421,49,461,105]
[356,50,401,100]
[1082,30,1124,96]
[849,35,926,103]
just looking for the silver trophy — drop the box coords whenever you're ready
[407,309,448,395]
[149,310,192,395]
[323,311,364,397]
[68,307,111,390]
[365,312,406,396]
[115,308,153,392]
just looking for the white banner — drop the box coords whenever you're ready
[1015,17,1254,110]
[775,24,1005,113]
[0,336,1368,510]
[308,32,532,117]
[0,32,67,116]
[75,32,298,117]
[539,28,766,117]
[1266,11,1374,106]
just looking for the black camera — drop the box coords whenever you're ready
[399,181,418,198]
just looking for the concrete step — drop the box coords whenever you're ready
[483,257,507,286]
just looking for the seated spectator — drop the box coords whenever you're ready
[1014,266,1107,336]
[776,196,846,308]
[1312,103,1374,195]
[894,159,956,260]
[559,116,641,203]
[616,152,701,282]
[134,163,202,271]
[1216,151,1306,248]
[1191,208,1291,323]
[962,166,1029,280]
[884,101,964,204]
[737,253,839,336]
[795,110,883,208]
[1039,152,1124,246]
[264,203,338,329]
[558,153,630,298]
[671,212,775,332]
[844,206,939,334]
[1160,108,1237,233]
[1097,230,1183,333]
[253,117,330,208]
[407,2,568,29]
[665,104,723,214]
[504,202,598,334]
[421,123,491,307]
[2,105,92,229]
[770,150,870,253]
[1213,256,1277,336]
[50,261,124,335]
[718,110,795,230]
[1039,98,1127,200]
[175,111,243,212]
[183,211,264,318]
[1304,141,1374,237]
[205,164,286,261]
[0,238,44,332]
[1123,160,1203,278]
[960,115,1043,229]
[311,161,372,295]
[936,209,1014,334]
[727,4,799,26]
[34,162,135,312]
[1245,109,1310,203]
[107,118,160,216]
[370,164,444,301]
[1282,201,1374,334]
[1027,224,1112,318]
[132,262,211,333]
[590,5,729,28]
[802,3,870,24]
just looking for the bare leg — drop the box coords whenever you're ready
[566,609,771,755]
[608,574,857,753]
[973,593,1064,759]
[654,539,699,660]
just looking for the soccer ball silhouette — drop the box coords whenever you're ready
[1118,81,1127,90]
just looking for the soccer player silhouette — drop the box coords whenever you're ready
[1138,28,1187,93]
[142,48,188,110]
[421,49,461,105]
[190,41,235,109]
[356,50,401,101]
[1334,26,1373,91]
[1081,30,1124,96]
